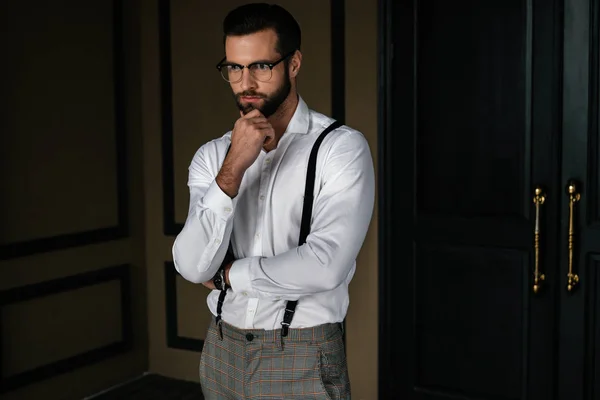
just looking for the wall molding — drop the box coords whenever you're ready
[0,0,129,260]
[164,262,203,352]
[159,0,346,236]
[590,0,599,225]
[0,264,133,394]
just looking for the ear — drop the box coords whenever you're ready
[289,50,302,78]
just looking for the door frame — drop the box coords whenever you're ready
[377,0,399,396]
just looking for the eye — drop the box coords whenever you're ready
[253,63,271,71]
[227,65,242,71]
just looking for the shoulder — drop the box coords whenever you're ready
[307,110,370,154]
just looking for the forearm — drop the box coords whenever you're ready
[228,253,351,301]
[215,159,244,198]
[228,198,373,300]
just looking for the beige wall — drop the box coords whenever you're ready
[142,1,378,399]
[346,0,379,398]
[0,0,378,398]
[0,1,148,399]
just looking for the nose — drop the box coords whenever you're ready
[239,68,257,91]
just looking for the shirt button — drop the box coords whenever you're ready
[246,333,254,341]
[256,233,261,239]
[242,292,248,296]
[259,195,265,201]
[265,158,271,164]
[248,309,255,313]
[214,238,221,244]
[224,207,232,213]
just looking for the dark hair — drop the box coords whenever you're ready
[223,3,301,57]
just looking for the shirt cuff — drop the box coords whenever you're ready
[200,180,236,221]
[229,257,261,295]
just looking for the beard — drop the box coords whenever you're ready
[235,71,292,118]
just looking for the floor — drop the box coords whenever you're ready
[88,374,204,399]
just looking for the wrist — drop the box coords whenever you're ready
[222,157,246,180]
[216,166,243,198]
[224,262,233,286]
[212,268,228,291]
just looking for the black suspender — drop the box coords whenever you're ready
[215,120,343,338]
[281,120,342,336]
[298,120,343,246]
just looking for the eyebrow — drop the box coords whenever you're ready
[223,59,276,65]
[248,59,274,64]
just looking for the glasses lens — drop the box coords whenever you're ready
[220,66,242,83]
[250,65,272,82]
[219,65,273,82]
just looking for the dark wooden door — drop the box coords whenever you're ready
[558,1,600,399]
[377,0,598,399]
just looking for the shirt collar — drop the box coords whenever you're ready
[284,95,310,135]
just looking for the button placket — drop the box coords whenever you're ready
[245,298,259,328]
[254,156,271,254]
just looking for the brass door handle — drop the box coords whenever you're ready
[533,186,546,293]
[566,180,580,292]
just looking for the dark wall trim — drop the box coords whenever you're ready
[0,0,129,260]
[159,0,347,236]
[164,262,204,352]
[331,0,345,124]
[377,0,393,396]
[0,264,133,394]
[158,0,182,236]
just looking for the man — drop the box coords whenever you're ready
[172,3,374,399]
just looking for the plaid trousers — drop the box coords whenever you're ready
[199,317,351,399]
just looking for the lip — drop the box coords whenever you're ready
[240,96,263,102]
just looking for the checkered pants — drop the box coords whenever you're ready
[199,317,351,399]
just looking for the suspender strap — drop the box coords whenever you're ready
[215,240,234,340]
[282,120,342,337]
[297,120,343,246]
[215,289,227,339]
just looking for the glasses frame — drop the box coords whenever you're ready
[216,51,296,83]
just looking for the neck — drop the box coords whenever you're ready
[264,92,299,151]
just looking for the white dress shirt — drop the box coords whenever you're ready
[172,96,375,330]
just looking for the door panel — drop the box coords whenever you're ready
[415,244,526,400]
[379,0,561,399]
[559,1,600,399]
[416,0,527,219]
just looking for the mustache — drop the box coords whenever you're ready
[236,91,266,98]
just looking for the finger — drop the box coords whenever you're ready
[250,122,273,131]
[262,127,276,142]
[262,125,275,137]
[234,115,266,130]
[263,134,275,145]
[242,109,263,119]
[246,116,268,124]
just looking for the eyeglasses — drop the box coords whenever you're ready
[216,51,295,83]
